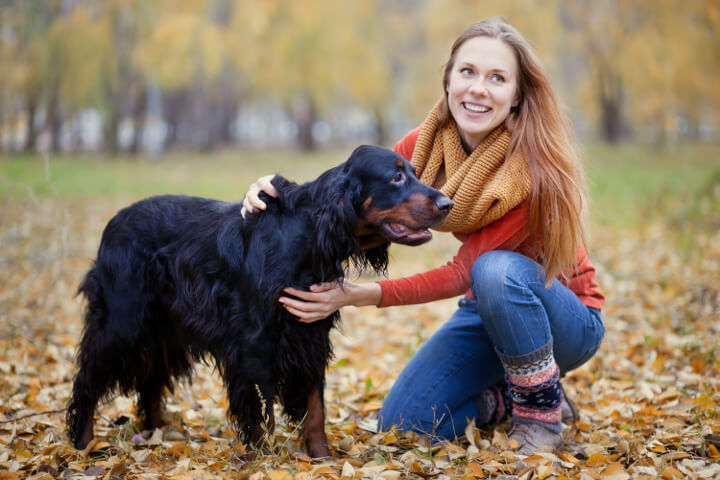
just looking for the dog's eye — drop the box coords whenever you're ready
[391,172,406,185]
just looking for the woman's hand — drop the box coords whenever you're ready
[280,280,382,323]
[241,175,278,218]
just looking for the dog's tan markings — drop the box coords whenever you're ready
[363,192,442,228]
[395,160,405,168]
[302,387,330,458]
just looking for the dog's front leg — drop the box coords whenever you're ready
[302,385,330,458]
[250,395,276,451]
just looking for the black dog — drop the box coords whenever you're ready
[66,145,452,457]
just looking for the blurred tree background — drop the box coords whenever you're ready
[0,0,719,154]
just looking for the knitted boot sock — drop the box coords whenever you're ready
[496,342,563,453]
[473,381,512,426]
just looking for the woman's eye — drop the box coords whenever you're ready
[391,172,406,184]
[460,67,474,76]
[491,73,505,83]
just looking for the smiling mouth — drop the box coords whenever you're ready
[463,103,490,113]
[381,222,433,246]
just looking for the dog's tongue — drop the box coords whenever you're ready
[385,222,432,244]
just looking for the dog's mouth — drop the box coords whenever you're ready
[381,221,433,246]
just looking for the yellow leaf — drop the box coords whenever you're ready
[708,444,719,458]
[311,466,337,476]
[600,462,629,480]
[523,454,548,466]
[651,355,664,372]
[382,432,398,444]
[268,469,293,480]
[586,453,609,466]
[557,451,581,465]
[661,467,683,479]
[464,462,484,478]
[577,422,593,432]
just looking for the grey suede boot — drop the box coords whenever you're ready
[509,421,563,454]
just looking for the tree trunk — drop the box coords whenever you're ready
[294,92,316,151]
[162,91,184,149]
[46,80,62,153]
[130,85,147,155]
[373,105,389,147]
[22,96,37,152]
[104,91,122,155]
[597,68,624,143]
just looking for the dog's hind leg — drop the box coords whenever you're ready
[69,263,149,449]
[67,371,100,450]
[301,385,330,458]
[137,371,167,431]
[67,269,112,450]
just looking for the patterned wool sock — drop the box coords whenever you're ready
[496,341,563,433]
[474,381,512,426]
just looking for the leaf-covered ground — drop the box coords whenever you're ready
[1,192,719,479]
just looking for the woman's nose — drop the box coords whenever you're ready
[468,78,488,96]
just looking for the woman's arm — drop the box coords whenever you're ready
[281,203,530,321]
[279,280,382,323]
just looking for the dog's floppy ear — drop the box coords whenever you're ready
[311,173,362,279]
[354,243,389,276]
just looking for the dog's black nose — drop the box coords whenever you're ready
[435,196,453,212]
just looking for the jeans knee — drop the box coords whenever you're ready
[471,251,545,318]
[472,251,528,296]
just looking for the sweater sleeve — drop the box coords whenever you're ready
[393,127,422,161]
[377,203,530,307]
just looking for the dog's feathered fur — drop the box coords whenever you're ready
[67,145,451,457]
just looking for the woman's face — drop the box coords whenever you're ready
[446,36,520,151]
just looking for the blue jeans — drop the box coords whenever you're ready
[377,250,604,439]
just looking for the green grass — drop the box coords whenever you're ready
[0,150,349,201]
[583,143,720,228]
[2,143,719,228]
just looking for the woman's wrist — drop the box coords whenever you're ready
[347,281,382,307]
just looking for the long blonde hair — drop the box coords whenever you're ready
[438,18,587,283]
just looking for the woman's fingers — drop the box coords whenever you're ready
[241,175,278,218]
[280,281,353,323]
[309,280,343,292]
[283,286,334,302]
[279,296,332,323]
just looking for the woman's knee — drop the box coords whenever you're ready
[471,251,541,302]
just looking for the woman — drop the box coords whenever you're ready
[242,19,605,454]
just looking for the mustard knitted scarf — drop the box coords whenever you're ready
[411,102,532,233]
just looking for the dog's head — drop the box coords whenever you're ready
[312,145,452,276]
[346,145,452,248]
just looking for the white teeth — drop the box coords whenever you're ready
[464,103,490,113]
